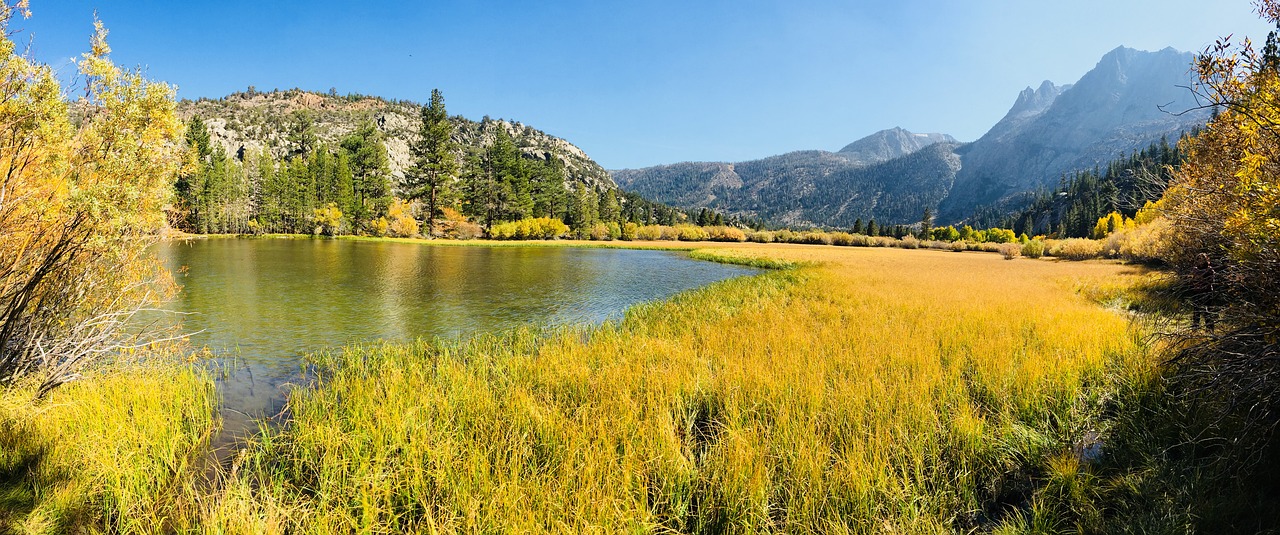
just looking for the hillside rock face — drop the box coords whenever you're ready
[177,90,616,192]
[612,128,960,227]
[937,46,1207,221]
[614,46,1208,227]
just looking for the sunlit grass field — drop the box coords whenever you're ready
[1,243,1152,533]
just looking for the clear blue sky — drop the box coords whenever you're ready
[21,1,1274,169]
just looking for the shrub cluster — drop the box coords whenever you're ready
[488,217,571,240]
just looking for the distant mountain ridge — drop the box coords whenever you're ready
[938,46,1207,220]
[614,46,1208,227]
[612,127,957,227]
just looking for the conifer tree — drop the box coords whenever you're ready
[341,120,392,226]
[404,89,459,236]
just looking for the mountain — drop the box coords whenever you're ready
[612,127,958,227]
[614,46,1208,228]
[838,127,957,165]
[937,46,1207,221]
[177,88,616,192]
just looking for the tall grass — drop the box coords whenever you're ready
[0,361,218,533]
[209,246,1145,532]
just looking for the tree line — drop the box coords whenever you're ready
[171,90,728,238]
[968,137,1185,238]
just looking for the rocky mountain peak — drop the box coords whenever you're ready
[837,127,957,165]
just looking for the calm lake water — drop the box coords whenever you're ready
[154,238,758,444]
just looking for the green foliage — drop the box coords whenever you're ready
[1022,239,1047,259]
[403,88,458,234]
[341,120,393,224]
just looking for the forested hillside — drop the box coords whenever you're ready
[969,136,1184,237]
[173,89,723,237]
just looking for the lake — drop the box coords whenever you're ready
[153,238,759,444]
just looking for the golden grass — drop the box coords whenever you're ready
[0,362,218,534]
[205,244,1146,533]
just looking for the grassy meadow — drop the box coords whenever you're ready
[2,242,1164,533]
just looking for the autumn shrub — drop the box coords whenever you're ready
[589,223,613,241]
[447,221,483,240]
[368,217,390,237]
[984,228,1017,244]
[706,226,747,242]
[951,240,968,252]
[747,230,775,243]
[635,225,663,241]
[999,243,1023,260]
[489,217,569,240]
[0,12,186,393]
[1022,239,1046,259]
[788,231,828,245]
[830,232,856,246]
[312,203,343,236]
[898,235,921,249]
[1049,238,1103,260]
[621,222,639,241]
[386,200,419,238]
[677,225,709,241]
[774,229,796,243]
[870,236,896,247]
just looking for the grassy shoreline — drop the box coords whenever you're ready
[4,241,1158,532]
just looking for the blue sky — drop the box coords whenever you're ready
[22,1,1274,169]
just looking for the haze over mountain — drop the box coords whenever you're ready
[614,46,1209,227]
[612,127,957,227]
[938,46,1208,221]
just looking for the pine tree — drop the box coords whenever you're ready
[341,120,392,227]
[404,89,459,236]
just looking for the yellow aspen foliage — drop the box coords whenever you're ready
[386,199,420,237]
[1159,0,1280,427]
[0,5,185,394]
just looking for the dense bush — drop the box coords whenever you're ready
[674,225,707,241]
[634,225,664,240]
[1049,238,1103,260]
[998,243,1022,260]
[1021,239,1046,259]
[706,226,747,242]
[488,217,569,240]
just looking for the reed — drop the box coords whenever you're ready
[0,359,217,533]
[209,245,1146,533]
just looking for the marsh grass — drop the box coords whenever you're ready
[0,242,1202,533]
[0,360,218,533]
[204,246,1148,532]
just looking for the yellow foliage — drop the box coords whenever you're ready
[0,8,185,390]
[368,216,389,237]
[311,203,343,236]
[386,199,419,238]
